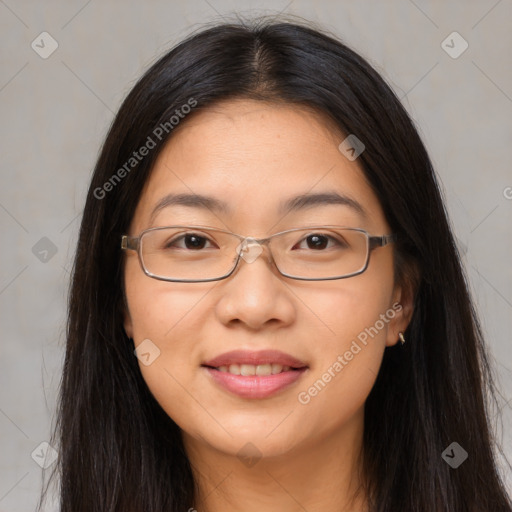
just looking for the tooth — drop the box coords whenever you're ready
[240,364,256,376]
[228,364,241,375]
[271,363,283,375]
[217,363,292,375]
[255,364,272,376]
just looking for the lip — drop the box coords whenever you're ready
[203,366,308,399]
[202,349,308,369]
[201,349,309,399]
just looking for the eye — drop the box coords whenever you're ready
[293,233,347,251]
[164,233,217,251]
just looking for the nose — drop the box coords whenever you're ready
[214,239,295,330]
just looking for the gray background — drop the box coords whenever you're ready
[0,1,511,510]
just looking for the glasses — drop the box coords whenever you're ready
[121,225,396,282]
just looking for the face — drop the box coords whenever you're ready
[123,99,412,460]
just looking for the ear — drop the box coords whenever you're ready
[385,276,416,347]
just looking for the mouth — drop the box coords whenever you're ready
[202,363,304,375]
[201,349,308,370]
[200,350,309,399]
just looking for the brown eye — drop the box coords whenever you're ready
[293,233,347,251]
[164,233,216,250]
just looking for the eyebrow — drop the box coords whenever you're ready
[149,190,367,225]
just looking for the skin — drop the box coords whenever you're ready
[123,99,414,512]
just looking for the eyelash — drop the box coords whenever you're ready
[164,232,346,251]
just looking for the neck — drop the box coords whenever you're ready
[183,407,369,512]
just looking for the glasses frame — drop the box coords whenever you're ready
[121,225,397,282]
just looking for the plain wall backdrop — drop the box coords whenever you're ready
[0,1,511,510]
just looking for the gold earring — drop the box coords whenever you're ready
[398,332,406,345]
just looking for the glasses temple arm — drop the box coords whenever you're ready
[369,233,397,249]
[121,235,139,251]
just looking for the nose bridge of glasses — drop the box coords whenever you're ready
[235,235,274,265]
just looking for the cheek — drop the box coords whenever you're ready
[124,262,212,425]
[124,255,211,341]
[300,249,395,351]
[293,257,394,427]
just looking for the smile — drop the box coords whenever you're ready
[212,363,296,375]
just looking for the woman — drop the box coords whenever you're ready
[39,17,512,512]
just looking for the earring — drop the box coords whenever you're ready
[398,332,406,345]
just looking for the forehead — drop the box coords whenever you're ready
[130,99,387,233]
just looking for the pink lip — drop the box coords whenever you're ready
[202,349,308,369]
[203,366,308,399]
[201,349,309,399]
